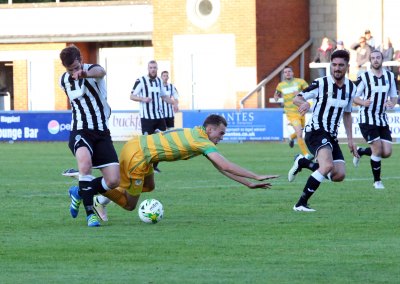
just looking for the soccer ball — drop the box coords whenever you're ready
[138,198,164,224]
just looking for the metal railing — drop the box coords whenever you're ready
[240,39,313,109]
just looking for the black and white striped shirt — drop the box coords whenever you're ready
[301,76,356,137]
[355,70,398,126]
[60,64,110,131]
[161,83,179,118]
[131,76,166,119]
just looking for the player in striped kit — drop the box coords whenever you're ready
[130,60,178,173]
[90,114,279,217]
[287,50,359,212]
[161,70,179,129]
[59,45,120,227]
[352,50,398,189]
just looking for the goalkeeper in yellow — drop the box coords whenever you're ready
[90,114,279,218]
[274,65,311,159]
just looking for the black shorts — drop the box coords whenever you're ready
[140,118,167,134]
[68,129,119,168]
[305,129,344,161]
[164,117,175,128]
[359,123,392,143]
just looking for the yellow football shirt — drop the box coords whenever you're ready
[276,78,308,114]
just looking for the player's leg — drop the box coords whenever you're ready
[88,134,120,221]
[293,146,332,212]
[97,138,149,211]
[286,115,296,148]
[74,146,100,227]
[380,126,393,159]
[67,131,100,226]
[292,123,309,157]
[288,129,318,182]
[353,123,373,167]
[369,139,385,189]
[165,117,175,130]
[327,143,346,182]
[152,119,167,173]
[91,164,120,221]
[381,140,392,158]
[369,126,392,189]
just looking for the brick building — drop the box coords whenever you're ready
[0,0,311,111]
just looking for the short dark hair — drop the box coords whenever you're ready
[60,45,81,67]
[161,71,169,76]
[331,49,350,63]
[283,65,293,70]
[203,114,227,128]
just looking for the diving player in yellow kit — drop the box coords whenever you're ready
[90,114,279,218]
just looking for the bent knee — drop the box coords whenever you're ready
[320,164,334,175]
[105,177,120,189]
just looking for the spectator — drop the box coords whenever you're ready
[378,37,394,71]
[334,40,349,53]
[313,37,334,77]
[351,36,372,77]
[393,49,400,91]
[365,30,375,49]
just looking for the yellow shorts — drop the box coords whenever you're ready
[286,113,305,128]
[119,138,154,197]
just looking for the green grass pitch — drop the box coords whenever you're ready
[0,141,399,283]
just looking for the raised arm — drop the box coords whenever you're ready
[73,65,105,80]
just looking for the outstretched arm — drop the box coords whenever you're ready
[206,152,279,189]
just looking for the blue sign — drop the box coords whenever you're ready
[0,111,71,141]
[182,109,283,141]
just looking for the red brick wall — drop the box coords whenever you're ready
[256,0,310,108]
[3,2,311,111]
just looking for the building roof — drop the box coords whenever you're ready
[0,1,153,43]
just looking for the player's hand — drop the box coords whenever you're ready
[257,175,279,181]
[173,104,179,112]
[363,99,371,107]
[72,70,87,80]
[348,143,359,158]
[273,94,279,102]
[248,182,273,189]
[298,102,310,116]
[386,100,395,109]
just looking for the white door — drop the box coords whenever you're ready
[174,34,235,110]
[99,47,154,111]
[28,59,55,110]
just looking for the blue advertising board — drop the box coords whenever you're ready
[0,111,71,141]
[182,109,283,141]
[1,109,284,142]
